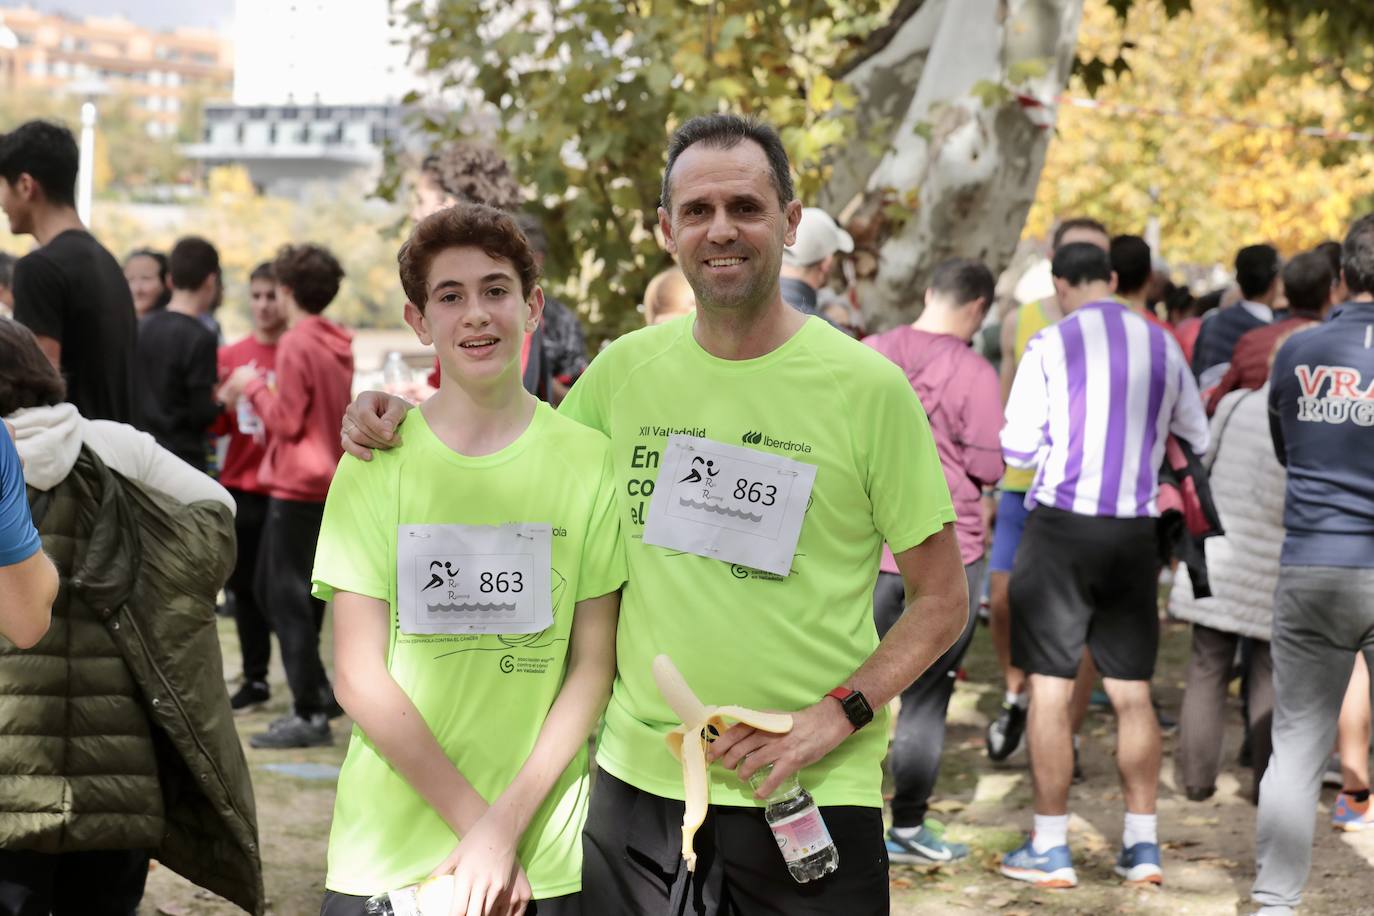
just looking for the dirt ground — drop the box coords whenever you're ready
[141,613,1374,916]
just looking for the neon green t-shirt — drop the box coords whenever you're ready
[559,315,955,808]
[311,402,626,898]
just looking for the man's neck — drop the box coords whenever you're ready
[252,328,285,346]
[166,291,206,318]
[33,206,84,247]
[912,308,971,342]
[1121,290,1149,312]
[423,372,537,457]
[693,292,808,361]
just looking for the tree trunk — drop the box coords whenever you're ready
[825,0,1087,330]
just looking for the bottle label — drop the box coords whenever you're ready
[769,805,835,863]
[385,886,421,916]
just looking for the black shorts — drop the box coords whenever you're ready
[582,771,889,916]
[1009,505,1160,681]
[321,889,579,915]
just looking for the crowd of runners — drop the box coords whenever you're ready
[0,112,1370,916]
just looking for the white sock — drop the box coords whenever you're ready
[1006,690,1028,709]
[890,824,920,839]
[1122,812,1157,849]
[1032,814,1069,853]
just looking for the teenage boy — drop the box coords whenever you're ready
[0,120,136,422]
[134,236,222,470]
[314,203,623,916]
[217,263,286,710]
[220,243,354,748]
[864,258,1004,864]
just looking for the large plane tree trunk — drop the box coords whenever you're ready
[822,0,1087,329]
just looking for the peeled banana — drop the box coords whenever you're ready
[652,654,794,871]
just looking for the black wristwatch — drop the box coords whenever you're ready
[826,686,874,731]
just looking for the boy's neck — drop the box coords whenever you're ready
[34,205,84,247]
[422,371,538,458]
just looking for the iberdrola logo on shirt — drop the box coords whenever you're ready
[741,430,812,453]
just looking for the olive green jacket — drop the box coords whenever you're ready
[0,447,263,915]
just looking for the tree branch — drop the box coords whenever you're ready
[833,0,929,79]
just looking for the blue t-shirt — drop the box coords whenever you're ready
[1268,301,1374,568]
[0,425,41,567]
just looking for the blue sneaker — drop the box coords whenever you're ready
[1115,842,1164,884]
[886,820,969,865]
[1331,792,1373,831]
[1000,836,1077,888]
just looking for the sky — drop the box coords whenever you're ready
[27,0,234,32]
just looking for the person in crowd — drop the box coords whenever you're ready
[1253,213,1374,914]
[1314,240,1350,305]
[0,318,262,916]
[343,113,969,916]
[999,242,1208,889]
[987,217,1109,767]
[642,265,696,325]
[0,252,16,318]
[133,236,222,471]
[1169,370,1294,803]
[1193,244,1283,390]
[864,258,1003,865]
[0,120,135,422]
[1206,251,1333,414]
[1173,288,1223,364]
[219,243,354,750]
[216,261,286,712]
[1111,234,1169,327]
[124,248,171,318]
[779,206,853,319]
[315,202,623,916]
[518,214,589,405]
[0,419,56,649]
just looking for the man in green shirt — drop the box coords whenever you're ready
[344,114,968,915]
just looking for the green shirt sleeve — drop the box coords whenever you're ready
[312,452,393,602]
[557,345,613,435]
[865,370,956,556]
[576,446,627,602]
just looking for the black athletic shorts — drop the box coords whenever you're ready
[1008,505,1160,681]
[582,771,889,916]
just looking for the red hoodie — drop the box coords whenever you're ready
[244,314,354,503]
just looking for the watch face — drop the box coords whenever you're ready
[844,692,873,727]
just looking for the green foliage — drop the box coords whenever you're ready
[392,0,892,340]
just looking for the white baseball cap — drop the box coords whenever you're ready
[784,207,854,267]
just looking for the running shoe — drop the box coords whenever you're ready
[986,700,1027,761]
[886,820,969,865]
[1114,842,1164,885]
[250,713,332,749]
[229,679,270,713]
[1331,792,1373,832]
[1000,837,1077,888]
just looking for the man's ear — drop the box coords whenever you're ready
[783,199,802,248]
[659,206,678,256]
[403,300,431,345]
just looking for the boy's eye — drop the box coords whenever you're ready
[486,287,509,298]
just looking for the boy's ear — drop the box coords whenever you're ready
[525,286,546,332]
[403,300,431,345]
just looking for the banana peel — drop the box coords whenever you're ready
[652,654,793,871]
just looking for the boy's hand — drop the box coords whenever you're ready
[341,390,411,460]
[430,806,529,916]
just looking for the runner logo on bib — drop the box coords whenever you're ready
[643,435,816,576]
[396,523,552,635]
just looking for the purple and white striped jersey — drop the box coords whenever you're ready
[1001,299,1209,519]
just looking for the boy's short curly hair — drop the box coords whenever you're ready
[272,243,344,314]
[398,203,540,312]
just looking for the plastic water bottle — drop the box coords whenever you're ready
[748,764,839,882]
[236,396,262,436]
[382,351,410,390]
[363,875,454,916]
